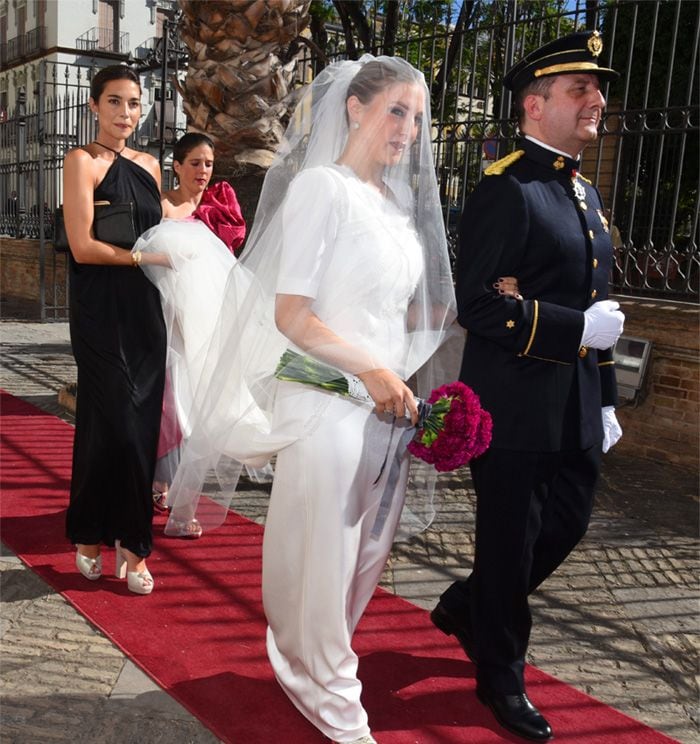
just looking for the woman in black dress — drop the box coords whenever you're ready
[63,66,167,594]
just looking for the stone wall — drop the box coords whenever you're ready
[614,297,699,471]
[0,237,68,319]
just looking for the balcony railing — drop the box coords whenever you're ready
[134,36,159,61]
[3,27,46,65]
[76,27,130,55]
[25,26,46,56]
[135,34,188,67]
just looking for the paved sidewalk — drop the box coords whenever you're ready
[1,319,698,743]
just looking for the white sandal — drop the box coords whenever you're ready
[164,517,203,539]
[114,540,154,595]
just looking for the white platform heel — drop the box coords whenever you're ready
[75,550,102,580]
[114,540,154,595]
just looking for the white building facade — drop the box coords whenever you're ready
[1,0,188,236]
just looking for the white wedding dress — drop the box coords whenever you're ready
[263,164,424,742]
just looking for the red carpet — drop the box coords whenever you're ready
[0,390,679,743]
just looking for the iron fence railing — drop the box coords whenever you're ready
[1,0,697,319]
[0,57,184,318]
[295,0,699,301]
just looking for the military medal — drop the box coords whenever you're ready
[571,170,586,207]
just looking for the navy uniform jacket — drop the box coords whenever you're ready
[456,137,618,452]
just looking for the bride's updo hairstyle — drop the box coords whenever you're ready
[344,57,423,107]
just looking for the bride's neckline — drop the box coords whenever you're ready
[333,162,389,199]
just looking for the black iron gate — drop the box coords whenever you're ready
[1,0,697,318]
[299,0,699,300]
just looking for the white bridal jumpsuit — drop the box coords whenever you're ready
[262,164,424,742]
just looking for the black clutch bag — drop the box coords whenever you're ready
[54,201,137,253]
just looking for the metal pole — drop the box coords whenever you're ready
[16,87,27,238]
[37,63,46,320]
[498,0,518,157]
[158,20,169,168]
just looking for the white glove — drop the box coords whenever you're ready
[581,300,625,349]
[602,406,622,453]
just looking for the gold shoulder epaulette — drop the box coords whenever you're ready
[484,149,525,176]
[577,173,592,184]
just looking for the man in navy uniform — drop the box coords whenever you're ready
[431,31,626,741]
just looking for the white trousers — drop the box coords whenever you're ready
[262,384,409,742]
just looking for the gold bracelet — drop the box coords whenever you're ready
[131,249,142,267]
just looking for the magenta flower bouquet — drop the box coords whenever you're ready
[407,381,492,472]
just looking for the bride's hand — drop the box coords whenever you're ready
[357,368,418,425]
[493,275,522,300]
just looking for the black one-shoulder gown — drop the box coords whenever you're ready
[66,154,166,557]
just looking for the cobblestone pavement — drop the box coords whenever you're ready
[1,320,698,744]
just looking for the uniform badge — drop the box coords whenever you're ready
[596,209,610,232]
[587,31,603,57]
[553,156,565,170]
[571,171,586,203]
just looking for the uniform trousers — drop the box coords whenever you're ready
[440,445,601,694]
[262,384,409,742]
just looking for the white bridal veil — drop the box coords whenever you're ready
[139,54,457,535]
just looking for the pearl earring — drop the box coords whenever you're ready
[351,121,360,130]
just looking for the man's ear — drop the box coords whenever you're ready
[523,93,544,122]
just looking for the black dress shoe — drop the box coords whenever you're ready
[430,601,478,662]
[476,687,553,741]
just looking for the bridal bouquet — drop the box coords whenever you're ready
[406,380,492,471]
[275,350,492,472]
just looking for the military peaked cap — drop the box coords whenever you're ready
[504,30,619,92]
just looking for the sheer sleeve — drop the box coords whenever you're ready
[277,168,340,298]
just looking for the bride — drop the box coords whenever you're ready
[137,55,456,742]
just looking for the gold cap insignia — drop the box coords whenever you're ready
[553,156,565,170]
[587,31,603,57]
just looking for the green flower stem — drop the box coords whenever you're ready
[275,349,350,396]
